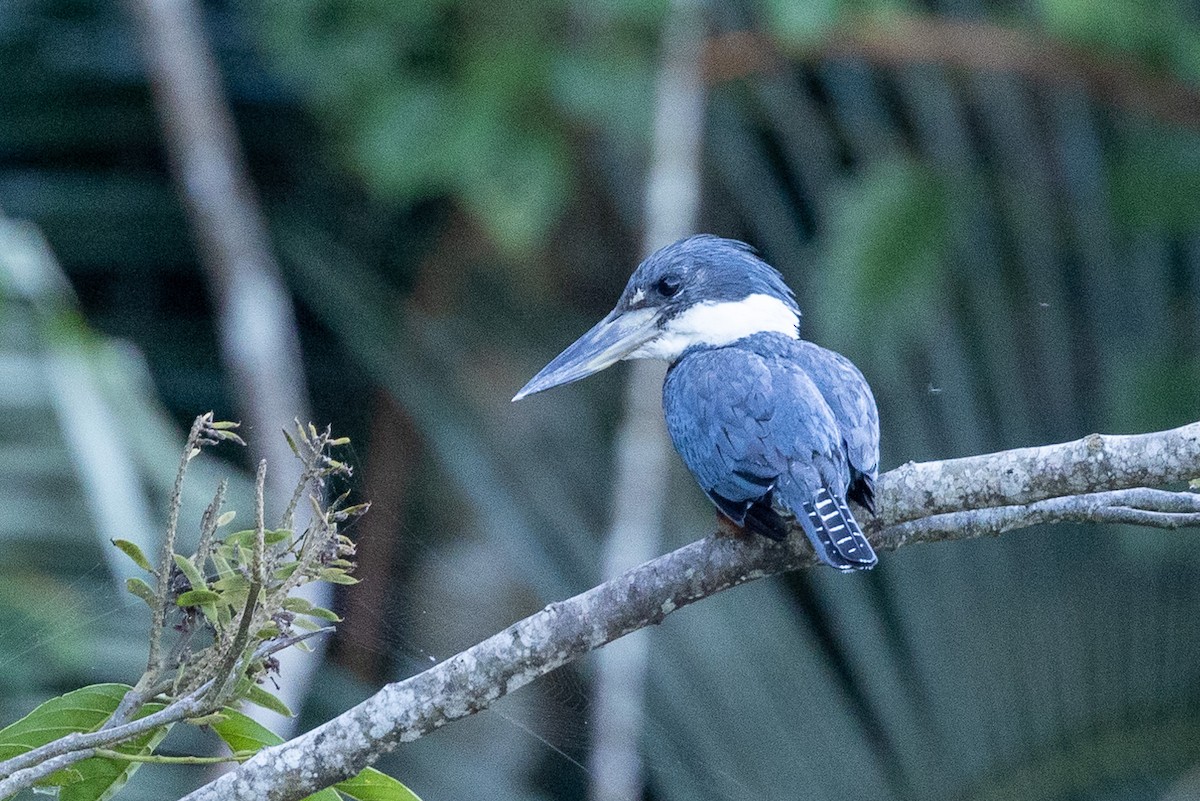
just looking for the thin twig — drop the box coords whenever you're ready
[254,460,267,583]
[253,627,336,661]
[0,685,211,785]
[93,749,249,765]
[149,414,209,674]
[208,469,268,703]
[280,422,320,532]
[193,479,228,573]
[879,489,1200,548]
[276,497,330,602]
[0,751,96,799]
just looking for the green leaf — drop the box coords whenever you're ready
[228,528,292,547]
[1108,130,1200,232]
[176,589,222,607]
[255,624,281,639]
[318,568,359,586]
[283,428,299,456]
[762,0,839,47]
[212,550,236,581]
[283,596,315,614]
[244,684,293,718]
[819,158,950,345]
[210,711,420,800]
[37,766,83,787]
[173,553,208,592]
[111,539,153,572]
[337,503,370,518]
[335,768,423,801]
[125,577,157,609]
[0,684,130,760]
[0,684,170,801]
[208,707,285,753]
[309,606,342,623]
[266,529,292,545]
[59,718,169,801]
[213,573,251,593]
[217,510,237,527]
[224,529,255,546]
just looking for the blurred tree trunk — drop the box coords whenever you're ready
[339,391,419,681]
[126,0,319,737]
[587,2,707,800]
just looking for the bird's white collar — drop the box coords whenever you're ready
[626,293,800,363]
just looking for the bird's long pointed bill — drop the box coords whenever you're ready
[513,308,659,401]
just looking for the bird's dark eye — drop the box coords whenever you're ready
[655,275,682,297]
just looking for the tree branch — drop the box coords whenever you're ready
[874,425,1200,525]
[180,421,1200,801]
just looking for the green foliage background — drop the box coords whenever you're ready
[3,0,1200,799]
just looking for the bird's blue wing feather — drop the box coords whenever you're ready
[663,338,876,570]
[663,349,778,517]
[663,344,848,515]
[792,340,880,510]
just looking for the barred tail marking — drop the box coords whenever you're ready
[799,486,878,571]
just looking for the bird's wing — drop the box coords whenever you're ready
[793,340,880,511]
[662,345,847,515]
[663,348,779,521]
[664,343,876,570]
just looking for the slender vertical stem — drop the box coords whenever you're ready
[148,414,208,675]
[254,460,268,583]
[193,479,228,573]
[588,3,707,800]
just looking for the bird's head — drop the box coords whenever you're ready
[513,235,800,400]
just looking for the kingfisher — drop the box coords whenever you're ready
[513,235,879,571]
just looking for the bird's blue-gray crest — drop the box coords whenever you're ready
[515,234,880,571]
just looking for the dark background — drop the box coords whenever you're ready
[3,0,1200,799]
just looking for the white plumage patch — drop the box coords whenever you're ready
[626,293,799,362]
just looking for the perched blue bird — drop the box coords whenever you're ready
[514,235,879,571]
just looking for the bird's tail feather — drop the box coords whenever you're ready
[799,487,878,571]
